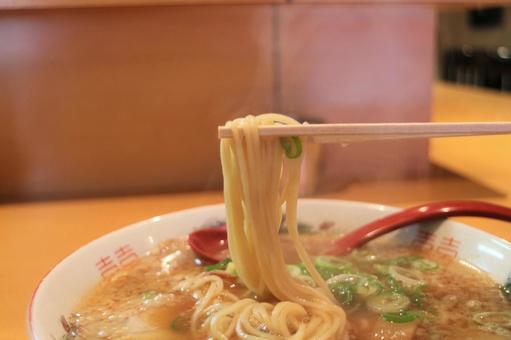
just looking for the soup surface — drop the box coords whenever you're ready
[63,230,511,339]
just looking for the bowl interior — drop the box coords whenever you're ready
[29,199,511,339]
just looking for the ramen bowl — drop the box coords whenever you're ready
[29,199,511,339]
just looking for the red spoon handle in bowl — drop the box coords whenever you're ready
[331,200,511,255]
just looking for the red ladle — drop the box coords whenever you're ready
[188,200,511,263]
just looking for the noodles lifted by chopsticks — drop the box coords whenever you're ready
[179,114,347,339]
[221,113,348,338]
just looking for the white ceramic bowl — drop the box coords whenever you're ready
[29,199,511,339]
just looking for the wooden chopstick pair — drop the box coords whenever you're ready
[218,122,511,143]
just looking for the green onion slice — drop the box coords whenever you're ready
[329,281,355,306]
[225,262,237,276]
[384,274,404,294]
[315,256,353,270]
[327,274,382,298]
[294,263,309,275]
[287,264,303,277]
[205,258,232,272]
[356,276,384,298]
[142,290,158,300]
[374,264,390,275]
[170,315,189,332]
[296,259,356,280]
[388,265,425,288]
[280,136,302,159]
[382,311,417,323]
[314,256,356,280]
[410,286,427,308]
[297,275,317,287]
[318,267,349,280]
[479,324,511,337]
[412,259,438,271]
[384,256,421,266]
[367,292,410,313]
[473,312,511,329]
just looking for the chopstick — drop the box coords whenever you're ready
[218,122,511,143]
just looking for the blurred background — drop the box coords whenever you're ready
[0,1,510,205]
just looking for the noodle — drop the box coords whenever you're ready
[178,114,347,339]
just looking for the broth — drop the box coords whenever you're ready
[63,233,511,339]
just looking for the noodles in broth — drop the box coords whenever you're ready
[178,114,348,339]
[65,113,511,340]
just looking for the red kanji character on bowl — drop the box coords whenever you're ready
[115,244,139,265]
[436,236,461,258]
[95,255,118,277]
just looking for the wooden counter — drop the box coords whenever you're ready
[431,83,511,195]
[2,82,511,338]
[0,0,502,10]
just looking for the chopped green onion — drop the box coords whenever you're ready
[297,222,313,234]
[296,260,356,280]
[295,262,309,275]
[367,292,410,314]
[382,311,417,323]
[170,315,189,332]
[297,275,317,287]
[317,266,345,280]
[384,274,404,294]
[287,264,303,277]
[205,258,232,272]
[410,286,427,309]
[412,259,438,271]
[329,281,355,306]
[501,283,511,302]
[318,266,358,280]
[315,256,353,270]
[280,136,302,159]
[411,310,435,322]
[383,256,421,266]
[374,264,390,275]
[356,276,384,298]
[326,274,382,298]
[388,265,425,288]
[225,262,237,276]
[479,324,511,337]
[473,312,511,328]
[142,290,158,300]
